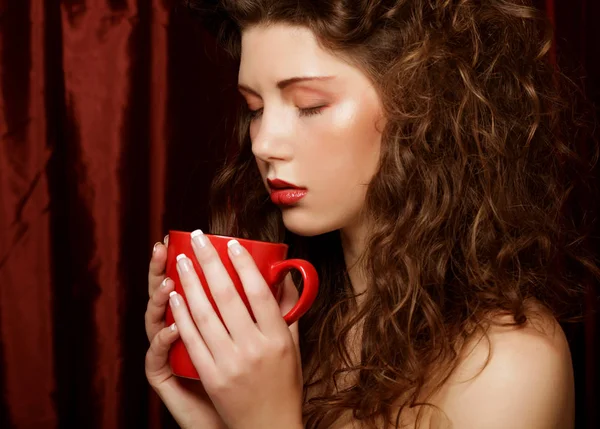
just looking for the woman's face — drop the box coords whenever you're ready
[238,24,383,237]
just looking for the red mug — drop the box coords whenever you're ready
[164,230,319,379]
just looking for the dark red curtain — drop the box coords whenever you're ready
[0,1,597,428]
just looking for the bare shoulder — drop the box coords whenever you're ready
[430,300,575,429]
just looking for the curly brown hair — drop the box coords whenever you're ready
[187,0,599,427]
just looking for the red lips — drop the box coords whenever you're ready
[267,178,303,189]
[267,178,307,205]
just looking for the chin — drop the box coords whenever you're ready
[280,207,341,237]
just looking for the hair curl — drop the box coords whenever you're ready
[187,0,599,427]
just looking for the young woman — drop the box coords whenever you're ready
[145,1,598,428]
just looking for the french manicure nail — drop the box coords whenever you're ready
[191,229,208,248]
[227,240,243,256]
[164,234,169,246]
[169,291,181,307]
[176,254,191,273]
[160,278,169,288]
[153,242,160,253]
[170,323,177,332]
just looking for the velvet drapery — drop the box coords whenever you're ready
[0,1,598,428]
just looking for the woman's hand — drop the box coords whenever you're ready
[169,229,304,429]
[145,236,227,429]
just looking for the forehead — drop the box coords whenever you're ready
[238,24,351,85]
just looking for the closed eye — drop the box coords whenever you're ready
[248,106,326,121]
[299,105,326,117]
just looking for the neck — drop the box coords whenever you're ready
[340,218,370,303]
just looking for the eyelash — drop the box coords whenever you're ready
[248,106,325,120]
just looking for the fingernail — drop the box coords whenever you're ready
[176,254,192,273]
[227,240,243,256]
[153,242,160,253]
[169,323,177,332]
[169,291,181,307]
[160,277,169,288]
[191,229,207,248]
[164,234,169,246]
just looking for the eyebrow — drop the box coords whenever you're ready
[238,75,335,97]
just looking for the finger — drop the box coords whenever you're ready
[145,277,175,342]
[226,239,288,337]
[145,322,180,384]
[175,253,234,358]
[168,291,217,377]
[148,241,168,296]
[190,230,257,342]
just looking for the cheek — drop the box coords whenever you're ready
[302,132,380,218]
[310,104,382,181]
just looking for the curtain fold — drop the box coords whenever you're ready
[148,1,169,427]
[0,0,56,427]
[0,0,597,428]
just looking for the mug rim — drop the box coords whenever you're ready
[168,230,289,249]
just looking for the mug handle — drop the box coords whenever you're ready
[269,259,319,325]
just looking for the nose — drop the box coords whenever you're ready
[251,110,292,163]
